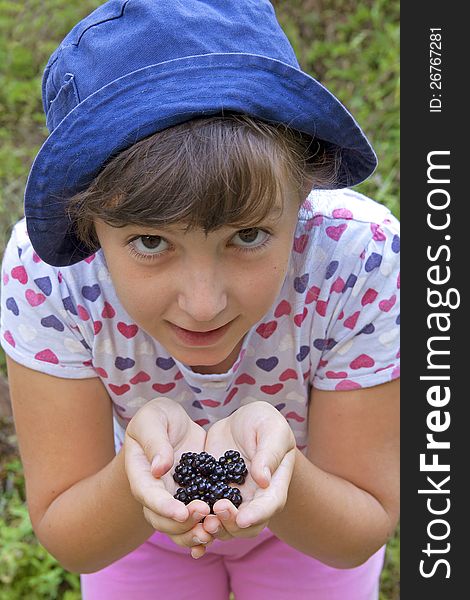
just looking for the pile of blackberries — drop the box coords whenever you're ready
[173,450,248,512]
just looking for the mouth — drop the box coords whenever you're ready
[168,319,235,346]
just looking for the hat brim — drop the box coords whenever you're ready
[25,53,377,266]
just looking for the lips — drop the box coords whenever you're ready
[168,319,234,346]
[176,324,226,333]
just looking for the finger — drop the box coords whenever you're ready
[142,499,210,534]
[201,514,233,541]
[125,436,189,523]
[212,524,233,541]
[249,418,295,489]
[236,451,296,529]
[201,514,221,535]
[235,496,274,529]
[212,501,240,535]
[187,500,212,520]
[170,521,214,548]
[213,500,265,538]
[191,545,207,559]
[126,401,175,478]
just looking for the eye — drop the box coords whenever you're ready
[232,228,271,249]
[130,235,169,255]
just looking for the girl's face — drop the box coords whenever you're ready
[94,195,300,374]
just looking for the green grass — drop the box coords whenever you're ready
[0,1,400,597]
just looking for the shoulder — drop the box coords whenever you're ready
[2,217,115,336]
[2,218,60,291]
[3,218,109,297]
[302,188,398,226]
[295,189,399,272]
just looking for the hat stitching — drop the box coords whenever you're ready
[74,1,128,48]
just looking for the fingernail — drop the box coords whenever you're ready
[151,455,160,471]
[219,510,230,521]
[264,467,271,483]
[192,536,206,545]
[193,512,204,521]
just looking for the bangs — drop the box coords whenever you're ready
[102,116,288,232]
[67,114,338,249]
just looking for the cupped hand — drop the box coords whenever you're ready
[201,401,296,541]
[124,396,214,558]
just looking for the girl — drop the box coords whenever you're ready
[0,1,400,599]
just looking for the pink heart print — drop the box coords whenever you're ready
[315,300,328,317]
[25,289,46,307]
[152,382,176,393]
[109,383,131,395]
[130,371,151,384]
[3,330,15,347]
[371,223,387,241]
[35,349,59,364]
[11,266,28,284]
[293,234,309,253]
[294,307,308,326]
[200,399,220,407]
[274,300,291,317]
[330,277,345,294]
[326,223,348,241]
[224,387,238,405]
[361,288,378,306]
[285,411,305,422]
[77,305,90,320]
[344,311,360,329]
[117,322,139,338]
[305,286,320,304]
[326,370,348,379]
[261,383,284,395]
[102,302,116,318]
[332,208,353,219]
[256,320,278,339]
[335,380,362,391]
[379,294,397,312]
[279,368,298,381]
[349,354,375,369]
[235,373,256,385]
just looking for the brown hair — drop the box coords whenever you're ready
[67,113,340,251]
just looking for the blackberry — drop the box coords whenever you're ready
[172,450,248,513]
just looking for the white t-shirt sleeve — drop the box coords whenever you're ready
[312,216,400,391]
[1,221,97,378]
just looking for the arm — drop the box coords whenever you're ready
[268,378,400,568]
[7,357,214,572]
[6,356,155,573]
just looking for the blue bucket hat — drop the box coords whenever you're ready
[25,0,377,266]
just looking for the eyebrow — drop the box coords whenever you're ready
[165,203,285,232]
[119,201,285,235]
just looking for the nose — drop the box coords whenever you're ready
[177,261,228,324]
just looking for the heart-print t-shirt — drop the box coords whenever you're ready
[1,189,400,453]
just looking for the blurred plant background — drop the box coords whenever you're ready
[0,0,399,598]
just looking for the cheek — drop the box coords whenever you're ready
[238,260,288,307]
[107,266,163,319]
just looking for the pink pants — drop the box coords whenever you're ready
[80,529,385,600]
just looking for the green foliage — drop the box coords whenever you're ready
[0,0,103,249]
[272,0,400,217]
[0,459,80,599]
[380,525,401,600]
[0,1,399,598]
